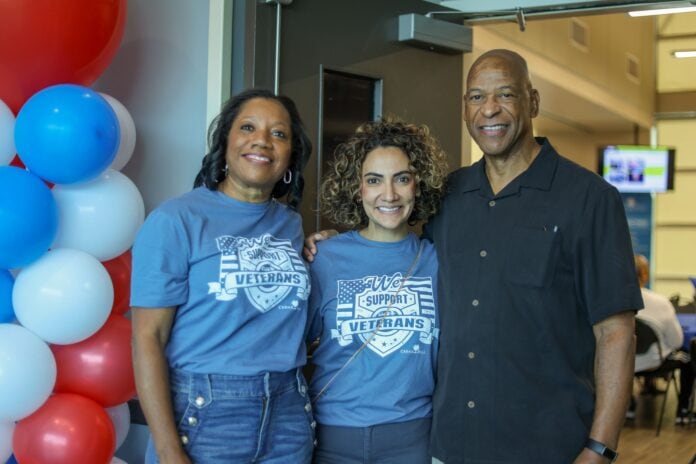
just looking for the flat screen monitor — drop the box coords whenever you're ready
[597,145,675,193]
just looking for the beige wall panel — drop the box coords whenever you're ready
[654,228,696,275]
[658,120,696,169]
[542,129,649,171]
[658,11,696,34]
[653,280,694,301]
[606,17,655,114]
[483,15,654,115]
[655,172,696,223]
[658,38,696,92]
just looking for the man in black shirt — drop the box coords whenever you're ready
[425,49,641,463]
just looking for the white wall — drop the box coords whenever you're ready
[93,0,211,214]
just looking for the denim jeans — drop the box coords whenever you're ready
[312,417,431,464]
[145,368,315,463]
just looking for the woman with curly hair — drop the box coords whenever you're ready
[131,89,315,463]
[306,116,448,463]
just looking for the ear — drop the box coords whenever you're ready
[529,88,540,118]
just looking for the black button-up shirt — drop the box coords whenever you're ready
[426,138,642,463]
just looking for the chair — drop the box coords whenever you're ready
[634,318,680,436]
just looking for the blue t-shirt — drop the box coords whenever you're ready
[131,187,310,376]
[308,231,439,427]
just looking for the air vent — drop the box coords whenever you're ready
[569,18,589,52]
[626,53,640,84]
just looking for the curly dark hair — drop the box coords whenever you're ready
[320,116,448,229]
[193,89,312,210]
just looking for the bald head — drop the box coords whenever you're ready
[467,49,532,91]
[634,254,649,288]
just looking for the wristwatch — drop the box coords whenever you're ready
[585,438,618,462]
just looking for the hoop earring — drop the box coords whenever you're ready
[283,169,292,184]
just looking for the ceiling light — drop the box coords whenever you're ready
[673,50,696,58]
[628,6,696,16]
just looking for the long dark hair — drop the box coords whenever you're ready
[193,89,312,210]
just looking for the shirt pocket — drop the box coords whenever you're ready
[504,224,560,288]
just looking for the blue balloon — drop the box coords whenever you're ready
[0,167,58,268]
[6,455,18,464]
[0,269,14,323]
[14,84,120,184]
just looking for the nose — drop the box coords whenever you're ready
[481,95,501,117]
[382,181,399,201]
[251,129,272,149]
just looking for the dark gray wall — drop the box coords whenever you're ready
[248,0,464,232]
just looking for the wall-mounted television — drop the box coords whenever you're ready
[597,145,675,193]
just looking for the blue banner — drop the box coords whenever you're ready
[622,193,652,265]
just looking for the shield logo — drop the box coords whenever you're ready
[237,241,294,313]
[355,287,419,357]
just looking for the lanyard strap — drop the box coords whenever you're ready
[311,240,425,404]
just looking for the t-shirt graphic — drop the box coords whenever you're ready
[207,233,309,312]
[332,272,436,357]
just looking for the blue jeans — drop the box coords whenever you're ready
[145,368,315,463]
[312,417,431,464]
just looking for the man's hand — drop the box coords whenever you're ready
[303,230,338,261]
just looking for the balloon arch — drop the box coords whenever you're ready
[0,1,141,463]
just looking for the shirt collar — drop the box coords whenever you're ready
[456,137,558,195]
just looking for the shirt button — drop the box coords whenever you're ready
[488,200,496,207]
[300,385,307,394]
[305,402,312,412]
[468,352,475,359]
[180,434,189,445]
[472,299,479,307]
[467,401,475,408]
[195,396,205,407]
[311,420,317,429]
[187,416,198,426]
[479,250,487,258]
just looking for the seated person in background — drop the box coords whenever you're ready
[632,254,695,424]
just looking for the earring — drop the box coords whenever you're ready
[283,169,292,184]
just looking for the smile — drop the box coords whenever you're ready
[243,153,271,162]
[479,124,507,131]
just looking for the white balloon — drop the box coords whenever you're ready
[0,324,56,421]
[51,169,145,261]
[0,99,15,166]
[106,402,131,450]
[13,248,114,344]
[0,420,15,462]
[101,94,136,171]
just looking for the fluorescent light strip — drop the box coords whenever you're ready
[628,6,696,17]
[673,50,696,58]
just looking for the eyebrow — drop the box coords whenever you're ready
[237,116,290,127]
[467,85,517,93]
[363,170,412,178]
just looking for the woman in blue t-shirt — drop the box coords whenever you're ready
[307,117,448,463]
[131,89,315,463]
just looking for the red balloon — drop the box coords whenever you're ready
[51,314,136,407]
[13,393,116,464]
[0,0,127,113]
[102,250,132,315]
